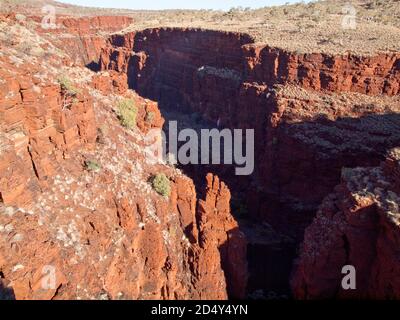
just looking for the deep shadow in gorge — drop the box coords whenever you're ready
[156,94,300,299]
[97,28,400,299]
[115,29,301,298]
[155,103,400,300]
[0,280,15,300]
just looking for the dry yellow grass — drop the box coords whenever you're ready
[277,84,400,123]
[2,0,400,55]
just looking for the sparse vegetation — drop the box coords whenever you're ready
[57,76,80,110]
[117,98,138,129]
[96,124,109,144]
[85,160,101,172]
[151,173,171,197]
[58,76,79,97]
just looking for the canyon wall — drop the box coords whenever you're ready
[292,148,400,299]
[33,15,134,66]
[0,55,97,208]
[245,45,400,96]
[99,28,400,221]
[0,17,247,299]
[2,12,400,299]
[100,29,400,97]
[98,27,400,298]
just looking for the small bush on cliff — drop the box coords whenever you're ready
[96,125,109,145]
[58,76,80,97]
[117,98,138,129]
[85,160,101,172]
[58,76,80,110]
[151,173,171,197]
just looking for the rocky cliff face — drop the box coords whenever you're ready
[98,27,400,298]
[0,16,247,300]
[244,45,400,96]
[33,15,134,66]
[1,9,400,300]
[292,148,400,299]
[99,28,400,222]
[0,51,97,208]
[100,28,400,97]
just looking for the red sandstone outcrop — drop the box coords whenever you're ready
[197,174,248,299]
[0,17,247,300]
[60,16,133,34]
[100,29,400,98]
[92,70,128,95]
[0,170,246,299]
[33,15,133,66]
[97,27,400,298]
[0,56,96,208]
[244,44,400,96]
[292,148,400,299]
[2,7,400,300]
[261,85,400,213]
[99,28,400,222]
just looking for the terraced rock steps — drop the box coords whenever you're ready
[98,27,400,298]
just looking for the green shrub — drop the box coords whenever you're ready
[117,98,138,129]
[151,173,171,197]
[85,160,101,172]
[58,76,79,97]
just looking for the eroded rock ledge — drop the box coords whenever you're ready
[1,13,400,300]
[100,28,400,97]
[292,148,400,299]
[97,27,400,298]
[0,17,247,300]
[99,27,400,220]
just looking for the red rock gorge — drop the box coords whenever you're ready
[0,0,400,300]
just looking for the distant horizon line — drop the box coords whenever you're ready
[55,0,311,12]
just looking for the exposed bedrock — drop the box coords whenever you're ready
[31,15,134,66]
[100,28,400,97]
[0,58,97,208]
[99,28,400,222]
[0,52,247,299]
[98,27,400,298]
[292,148,400,299]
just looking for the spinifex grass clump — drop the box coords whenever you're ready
[117,98,138,129]
[151,173,171,197]
[58,76,80,110]
[58,76,80,97]
[85,160,101,172]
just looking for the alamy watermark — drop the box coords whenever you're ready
[41,265,57,290]
[342,3,357,30]
[41,5,57,29]
[341,265,356,290]
[144,121,255,176]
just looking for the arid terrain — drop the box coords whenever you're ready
[0,0,399,300]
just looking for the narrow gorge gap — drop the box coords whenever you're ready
[95,27,399,299]
[94,28,307,299]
